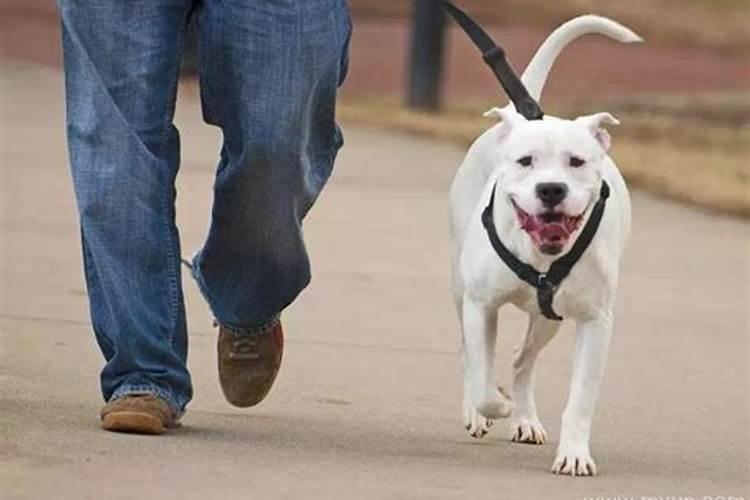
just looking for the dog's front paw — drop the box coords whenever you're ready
[462,387,513,439]
[551,445,597,477]
[474,385,514,420]
[510,417,547,445]
[463,403,494,438]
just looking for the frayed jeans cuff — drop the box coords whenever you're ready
[110,384,186,418]
[189,252,281,337]
[213,315,280,337]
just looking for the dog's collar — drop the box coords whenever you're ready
[481,181,611,321]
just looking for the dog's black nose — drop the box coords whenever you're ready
[536,182,568,207]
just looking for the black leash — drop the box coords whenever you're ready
[441,1,544,120]
[481,182,611,320]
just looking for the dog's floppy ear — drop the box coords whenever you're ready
[575,112,620,152]
[484,106,523,140]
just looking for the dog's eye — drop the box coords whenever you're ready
[516,156,533,167]
[569,156,586,168]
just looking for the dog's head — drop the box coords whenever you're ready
[486,107,618,256]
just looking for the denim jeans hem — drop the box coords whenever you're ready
[189,253,281,336]
[110,384,186,418]
[216,315,281,337]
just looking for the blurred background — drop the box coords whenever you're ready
[1,0,748,216]
[1,2,748,497]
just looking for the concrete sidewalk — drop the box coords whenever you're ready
[1,62,747,500]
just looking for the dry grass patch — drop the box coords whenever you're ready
[338,96,750,217]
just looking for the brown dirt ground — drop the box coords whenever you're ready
[349,0,750,54]
[339,21,750,105]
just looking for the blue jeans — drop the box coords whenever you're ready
[58,0,351,414]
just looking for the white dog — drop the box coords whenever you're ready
[449,16,642,476]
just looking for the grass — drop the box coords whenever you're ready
[338,94,750,218]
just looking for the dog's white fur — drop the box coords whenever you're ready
[449,15,641,476]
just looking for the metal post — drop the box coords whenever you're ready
[406,0,446,111]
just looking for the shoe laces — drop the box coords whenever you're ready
[229,336,261,361]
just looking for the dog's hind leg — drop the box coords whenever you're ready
[461,297,514,438]
[510,314,560,445]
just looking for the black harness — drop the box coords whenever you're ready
[442,1,611,320]
[481,182,610,320]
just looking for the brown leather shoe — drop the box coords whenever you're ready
[217,321,284,407]
[100,394,180,435]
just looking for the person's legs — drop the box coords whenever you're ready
[58,0,194,415]
[192,0,352,330]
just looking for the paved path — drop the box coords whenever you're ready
[1,63,748,500]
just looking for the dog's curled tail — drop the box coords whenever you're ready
[521,15,643,102]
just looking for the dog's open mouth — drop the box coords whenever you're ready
[512,200,584,255]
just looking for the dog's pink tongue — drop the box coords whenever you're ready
[520,214,576,249]
[539,223,569,240]
[536,223,570,245]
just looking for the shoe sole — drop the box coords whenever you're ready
[101,411,167,435]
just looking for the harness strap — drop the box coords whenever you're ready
[481,182,610,321]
